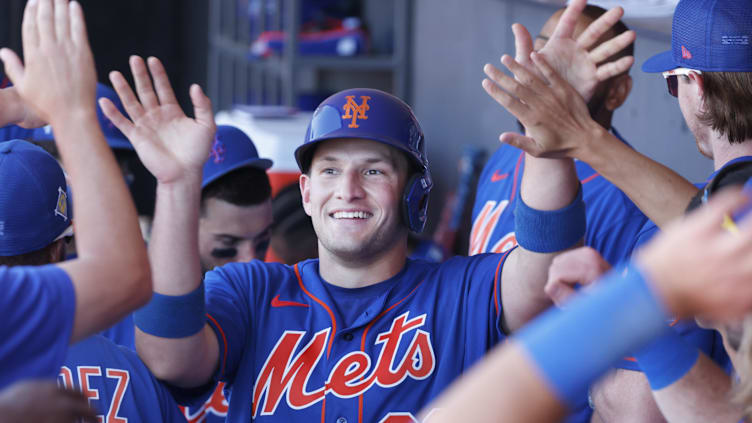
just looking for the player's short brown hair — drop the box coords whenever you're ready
[698,72,752,144]
[0,240,63,266]
[200,167,272,215]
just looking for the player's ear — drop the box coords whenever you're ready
[300,173,313,217]
[605,74,632,112]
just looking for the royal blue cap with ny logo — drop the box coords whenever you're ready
[0,140,72,255]
[201,125,273,189]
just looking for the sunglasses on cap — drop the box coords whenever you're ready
[662,68,702,97]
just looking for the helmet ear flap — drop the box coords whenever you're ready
[402,172,432,233]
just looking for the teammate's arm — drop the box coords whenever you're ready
[483,48,583,331]
[498,1,697,228]
[550,247,740,422]
[422,188,752,423]
[0,0,151,343]
[100,55,219,387]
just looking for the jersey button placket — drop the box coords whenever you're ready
[336,417,347,423]
[342,332,354,341]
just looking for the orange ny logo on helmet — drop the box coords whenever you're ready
[341,95,371,128]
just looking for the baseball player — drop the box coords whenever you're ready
[484,0,752,420]
[0,0,150,389]
[199,124,274,274]
[422,183,752,423]
[97,10,631,417]
[473,3,732,421]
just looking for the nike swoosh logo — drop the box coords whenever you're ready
[491,170,508,183]
[271,295,309,308]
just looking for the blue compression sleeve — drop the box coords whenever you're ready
[634,326,700,390]
[134,282,206,338]
[514,185,585,253]
[517,263,670,409]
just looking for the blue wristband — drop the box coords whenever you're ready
[514,185,585,253]
[634,325,700,390]
[133,282,206,338]
[517,263,670,409]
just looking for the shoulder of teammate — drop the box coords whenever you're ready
[0,264,76,384]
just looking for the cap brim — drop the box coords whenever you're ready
[642,50,677,73]
[201,157,274,188]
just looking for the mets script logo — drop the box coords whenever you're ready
[253,311,435,417]
[469,200,516,255]
[342,95,371,128]
[209,136,226,164]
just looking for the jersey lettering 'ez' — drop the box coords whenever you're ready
[253,312,435,417]
[59,365,130,423]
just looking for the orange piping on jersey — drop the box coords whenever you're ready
[294,263,337,359]
[580,172,600,184]
[493,250,513,317]
[320,397,326,423]
[357,279,426,423]
[206,314,229,378]
[509,152,524,202]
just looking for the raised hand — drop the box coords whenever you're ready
[546,247,611,307]
[0,0,97,127]
[537,0,635,101]
[482,51,600,158]
[638,187,752,321]
[100,56,215,185]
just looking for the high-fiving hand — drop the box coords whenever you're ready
[100,56,216,185]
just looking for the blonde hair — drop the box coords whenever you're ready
[732,315,752,419]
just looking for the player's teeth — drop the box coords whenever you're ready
[333,211,371,219]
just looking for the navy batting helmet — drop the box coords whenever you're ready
[294,88,432,233]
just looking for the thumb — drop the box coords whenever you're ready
[0,48,25,87]
[500,132,540,156]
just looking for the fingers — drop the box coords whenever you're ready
[36,0,55,45]
[99,97,135,138]
[545,279,578,307]
[499,132,540,155]
[589,30,636,64]
[54,0,69,43]
[147,57,179,105]
[0,49,25,86]
[576,7,624,50]
[500,54,545,92]
[69,1,90,49]
[481,64,529,121]
[21,0,39,54]
[189,83,215,130]
[512,23,534,65]
[595,56,635,81]
[551,0,586,40]
[530,52,569,95]
[109,70,145,120]
[129,55,160,110]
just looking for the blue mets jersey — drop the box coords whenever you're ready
[59,335,187,423]
[198,254,510,422]
[470,129,655,264]
[0,264,75,389]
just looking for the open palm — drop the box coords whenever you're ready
[100,56,215,184]
[511,0,635,102]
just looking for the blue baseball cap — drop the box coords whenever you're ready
[202,125,273,189]
[643,0,752,73]
[0,140,73,255]
[32,83,133,150]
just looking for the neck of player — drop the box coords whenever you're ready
[317,236,409,289]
